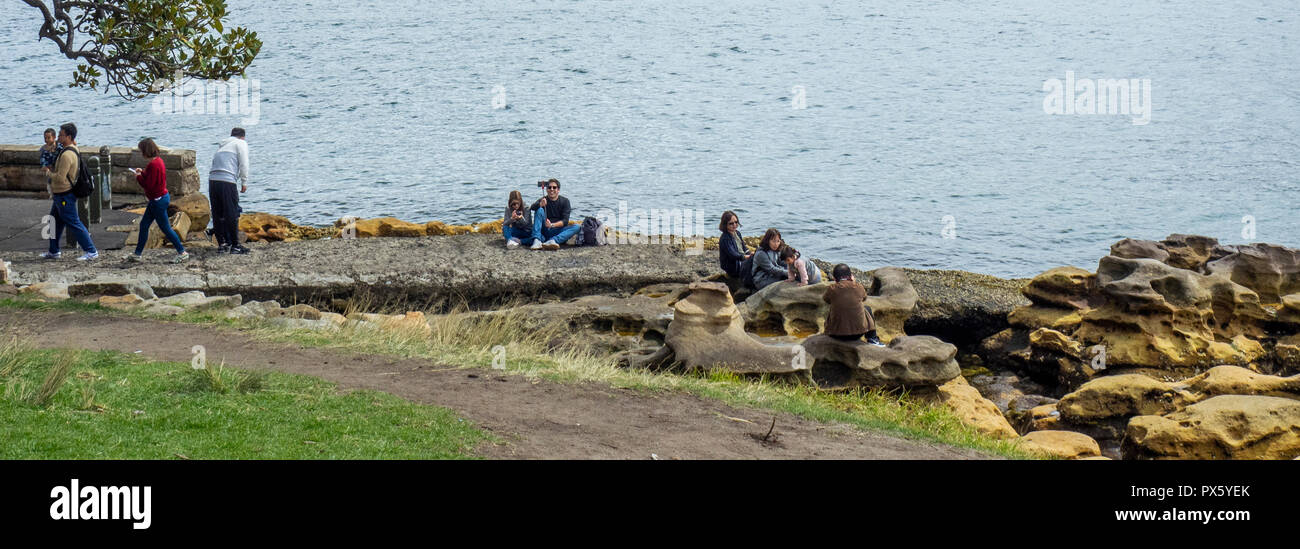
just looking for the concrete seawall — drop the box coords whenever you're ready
[5,234,720,308]
[0,144,199,198]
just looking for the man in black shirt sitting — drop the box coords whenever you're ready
[530,178,581,250]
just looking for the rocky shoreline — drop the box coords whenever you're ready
[3,220,1298,460]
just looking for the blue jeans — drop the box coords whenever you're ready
[135,193,186,255]
[48,193,96,255]
[503,226,537,245]
[533,215,580,245]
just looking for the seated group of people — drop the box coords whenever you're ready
[501,179,579,250]
[717,210,821,289]
[717,210,883,346]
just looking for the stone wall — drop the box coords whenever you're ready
[0,144,199,198]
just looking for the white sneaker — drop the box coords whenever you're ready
[125,253,142,262]
[506,238,521,249]
[530,240,543,250]
[542,240,560,251]
[39,252,61,260]
[76,252,99,261]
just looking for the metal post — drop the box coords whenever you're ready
[86,156,101,224]
[99,145,112,211]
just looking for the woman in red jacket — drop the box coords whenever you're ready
[127,138,189,263]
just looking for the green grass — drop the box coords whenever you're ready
[0,341,486,459]
[0,296,106,313]
[0,293,1037,459]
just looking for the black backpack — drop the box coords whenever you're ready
[740,254,756,289]
[577,216,606,246]
[58,148,95,199]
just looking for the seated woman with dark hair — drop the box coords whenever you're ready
[502,190,537,248]
[822,263,884,346]
[717,210,751,278]
[751,228,788,291]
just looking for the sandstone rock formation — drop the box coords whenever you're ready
[269,317,341,331]
[1125,395,1300,459]
[1204,243,1300,304]
[741,266,917,341]
[741,281,831,337]
[1058,366,1300,426]
[347,311,432,335]
[89,289,241,316]
[125,211,191,250]
[240,212,296,242]
[334,216,504,239]
[1057,374,1193,424]
[98,294,145,310]
[268,304,324,320]
[1027,403,1060,431]
[462,285,684,354]
[227,300,283,319]
[624,281,807,378]
[1045,366,1300,458]
[1018,430,1102,459]
[931,376,1019,439]
[168,193,212,230]
[801,333,959,389]
[19,282,69,300]
[68,279,157,300]
[158,291,242,310]
[980,236,1300,388]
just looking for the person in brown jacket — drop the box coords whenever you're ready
[822,264,884,346]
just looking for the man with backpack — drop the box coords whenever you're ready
[209,127,251,254]
[40,123,98,261]
[530,178,581,250]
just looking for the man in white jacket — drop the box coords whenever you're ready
[209,127,250,254]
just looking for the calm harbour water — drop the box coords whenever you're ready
[1,0,1296,277]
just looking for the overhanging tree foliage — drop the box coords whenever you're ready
[21,0,262,100]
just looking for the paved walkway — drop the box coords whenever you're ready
[0,197,137,253]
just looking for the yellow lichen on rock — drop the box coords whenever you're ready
[1029,328,1083,357]
[1008,305,1082,331]
[1022,266,1096,309]
[239,212,294,242]
[1180,365,1300,400]
[933,376,1019,440]
[1057,374,1194,421]
[1125,395,1300,459]
[1028,403,1060,431]
[98,294,145,310]
[1018,430,1101,459]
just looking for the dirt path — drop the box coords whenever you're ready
[3,310,995,460]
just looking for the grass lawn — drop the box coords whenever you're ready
[0,343,486,459]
